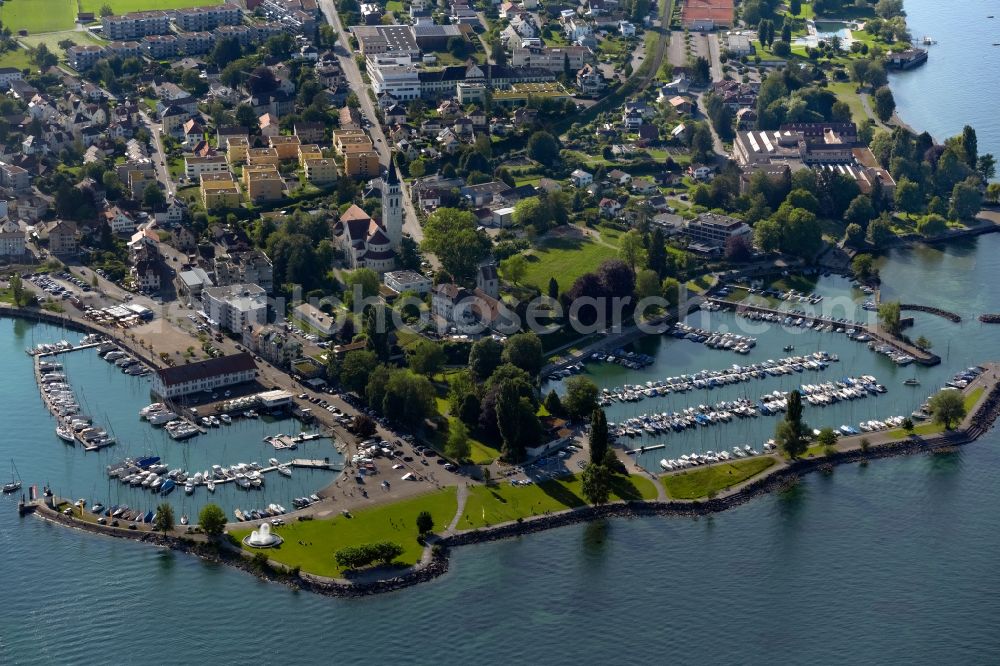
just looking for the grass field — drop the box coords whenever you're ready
[1,0,76,33]
[0,48,33,71]
[385,0,404,10]
[883,387,983,440]
[20,30,104,52]
[825,82,868,124]
[457,473,658,530]
[522,232,620,291]
[662,457,776,499]
[233,488,457,577]
[79,0,222,13]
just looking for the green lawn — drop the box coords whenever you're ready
[1,0,77,33]
[825,82,868,124]
[385,0,404,10]
[80,0,222,12]
[20,31,104,52]
[431,392,501,465]
[522,233,620,291]
[0,48,33,71]
[662,457,776,499]
[233,488,457,577]
[458,473,658,529]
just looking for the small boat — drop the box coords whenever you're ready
[160,479,176,495]
[277,465,292,477]
[903,378,920,386]
[56,425,76,443]
[783,345,794,352]
[3,460,21,494]
[207,479,216,493]
[91,502,105,514]
[234,508,246,521]
[220,414,232,424]
[184,482,194,495]
[180,515,189,526]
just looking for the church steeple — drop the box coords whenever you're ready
[382,154,403,252]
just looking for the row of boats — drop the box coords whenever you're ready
[733,308,918,365]
[26,339,78,356]
[670,323,757,354]
[660,442,777,470]
[233,504,290,522]
[97,343,151,376]
[598,351,838,406]
[139,403,202,441]
[610,376,886,439]
[37,360,118,451]
[107,456,293,496]
[587,349,656,370]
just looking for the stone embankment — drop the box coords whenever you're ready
[899,304,962,323]
[978,314,1000,324]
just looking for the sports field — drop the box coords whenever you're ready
[0,0,77,33]
[79,0,223,13]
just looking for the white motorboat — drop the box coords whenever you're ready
[147,411,178,425]
[207,479,216,493]
[184,482,194,495]
[55,425,76,443]
[220,414,232,424]
[277,465,292,477]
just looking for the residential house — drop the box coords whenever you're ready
[103,206,136,234]
[202,283,267,333]
[599,198,622,217]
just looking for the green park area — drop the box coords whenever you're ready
[432,396,501,465]
[233,488,457,577]
[0,0,77,33]
[883,387,983,439]
[662,457,776,499]
[457,473,658,530]
[522,232,619,292]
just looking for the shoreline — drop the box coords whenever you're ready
[24,373,1000,598]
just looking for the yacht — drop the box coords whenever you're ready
[207,479,216,493]
[903,378,920,386]
[147,411,178,426]
[184,482,194,495]
[277,465,292,477]
[56,425,76,443]
[220,414,232,425]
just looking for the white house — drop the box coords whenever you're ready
[619,21,636,36]
[151,352,257,399]
[570,168,593,187]
[202,283,268,334]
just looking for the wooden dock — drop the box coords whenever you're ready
[707,298,941,366]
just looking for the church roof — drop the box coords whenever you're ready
[340,204,371,222]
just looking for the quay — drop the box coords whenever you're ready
[200,459,342,488]
[29,341,105,357]
[707,298,941,366]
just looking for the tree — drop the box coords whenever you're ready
[407,340,446,377]
[725,235,753,262]
[845,223,866,248]
[445,420,471,461]
[635,268,661,300]
[772,40,791,57]
[845,195,876,227]
[961,125,978,169]
[894,177,921,218]
[873,86,896,123]
[581,461,611,505]
[235,103,259,133]
[527,131,560,166]
[618,230,645,271]
[789,0,800,14]
[352,413,377,438]
[914,336,932,350]
[589,408,608,465]
[775,390,809,458]
[544,389,563,416]
[986,182,1000,204]
[99,3,114,16]
[142,183,165,209]
[878,300,902,336]
[917,213,948,237]
[928,389,967,429]
[950,178,983,220]
[646,228,667,277]
[198,504,227,537]
[817,427,838,448]
[851,253,876,280]
[563,376,599,420]
[340,350,378,393]
[547,277,560,301]
[9,273,27,306]
[469,337,503,380]
[866,214,894,248]
[501,332,543,377]
[416,510,434,535]
[421,208,491,282]
[690,55,710,85]
[496,381,525,461]
[335,542,404,569]
[754,219,782,253]
[977,154,996,182]
[499,254,527,285]
[247,66,278,96]
[345,268,379,303]
[153,502,174,534]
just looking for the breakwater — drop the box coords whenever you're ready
[899,304,962,322]
[979,314,1000,324]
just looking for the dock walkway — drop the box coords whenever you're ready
[708,298,941,366]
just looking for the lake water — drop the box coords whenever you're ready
[3,234,1000,663]
[891,0,1000,157]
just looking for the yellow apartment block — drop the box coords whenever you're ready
[243,165,284,203]
[298,144,323,165]
[226,136,250,164]
[200,172,241,209]
[342,146,381,179]
[246,147,280,168]
[268,134,302,161]
[333,129,371,154]
[303,158,337,184]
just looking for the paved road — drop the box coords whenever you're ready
[317,0,425,246]
[139,110,176,198]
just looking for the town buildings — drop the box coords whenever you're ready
[151,352,258,398]
[202,283,268,333]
